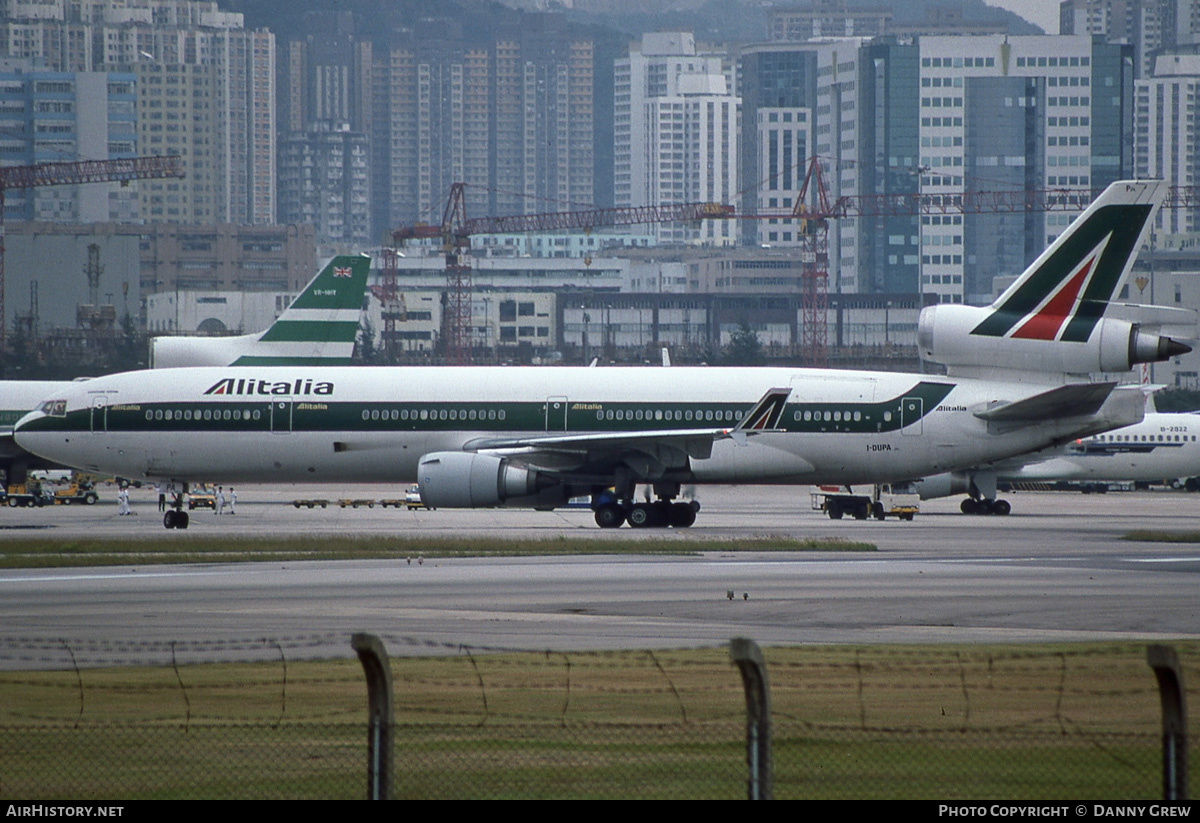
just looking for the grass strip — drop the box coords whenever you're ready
[2,641,1192,800]
[1121,530,1200,543]
[0,534,875,569]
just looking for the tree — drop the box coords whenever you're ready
[723,321,764,366]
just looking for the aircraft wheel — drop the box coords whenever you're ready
[961,498,979,515]
[178,511,189,529]
[992,499,1011,516]
[628,503,656,528]
[594,504,625,529]
[164,510,177,529]
[669,502,696,528]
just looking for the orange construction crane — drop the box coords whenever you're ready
[391,183,734,364]
[0,155,185,346]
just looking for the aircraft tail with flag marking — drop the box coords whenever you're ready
[149,253,371,368]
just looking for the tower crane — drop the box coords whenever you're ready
[0,155,185,345]
[747,157,1200,368]
[391,183,733,364]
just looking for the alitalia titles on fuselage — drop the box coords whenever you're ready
[204,377,334,397]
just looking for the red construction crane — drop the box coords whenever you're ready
[0,155,185,346]
[794,157,834,369]
[391,183,734,364]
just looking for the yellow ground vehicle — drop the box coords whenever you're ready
[188,484,217,510]
[3,481,54,507]
[52,482,99,505]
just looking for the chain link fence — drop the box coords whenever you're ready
[0,635,1194,799]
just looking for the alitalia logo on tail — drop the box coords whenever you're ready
[205,377,334,396]
[1008,237,1109,342]
[970,201,1155,343]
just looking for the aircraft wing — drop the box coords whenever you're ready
[974,382,1116,424]
[464,387,792,471]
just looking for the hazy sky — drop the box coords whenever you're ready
[984,0,1059,34]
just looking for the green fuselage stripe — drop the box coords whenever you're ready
[23,383,956,437]
[256,320,359,343]
[230,355,355,366]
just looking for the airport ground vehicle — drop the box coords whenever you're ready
[51,481,99,505]
[3,481,54,507]
[405,485,430,510]
[811,483,919,521]
[188,484,217,510]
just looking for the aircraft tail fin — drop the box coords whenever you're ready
[973,180,1163,343]
[238,253,371,362]
[917,181,1190,377]
[150,253,372,368]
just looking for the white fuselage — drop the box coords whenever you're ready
[13,365,1144,491]
[1004,412,1200,483]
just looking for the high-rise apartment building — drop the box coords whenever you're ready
[814,35,1132,304]
[0,0,276,225]
[1135,53,1200,235]
[277,122,370,252]
[736,44,818,248]
[0,60,137,221]
[1059,0,1200,77]
[615,32,738,246]
[277,13,372,248]
[371,19,595,237]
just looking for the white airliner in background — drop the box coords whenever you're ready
[0,254,370,483]
[916,408,1200,514]
[13,181,1193,529]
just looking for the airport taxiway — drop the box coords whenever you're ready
[0,485,1197,657]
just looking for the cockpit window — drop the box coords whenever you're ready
[39,400,67,418]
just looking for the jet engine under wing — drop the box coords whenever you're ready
[462,387,793,471]
[974,381,1116,425]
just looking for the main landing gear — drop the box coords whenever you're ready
[164,482,191,529]
[960,497,1010,516]
[592,481,699,529]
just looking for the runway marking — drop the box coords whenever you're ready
[1121,557,1200,563]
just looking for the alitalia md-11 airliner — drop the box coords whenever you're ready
[13,181,1193,529]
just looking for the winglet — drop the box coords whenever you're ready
[734,387,791,432]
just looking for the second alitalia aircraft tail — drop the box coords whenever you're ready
[149,253,371,369]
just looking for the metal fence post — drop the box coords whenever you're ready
[353,632,394,800]
[1147,644,1188,801]
[731,637,772,800]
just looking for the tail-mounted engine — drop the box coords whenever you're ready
[918,304,1191,376]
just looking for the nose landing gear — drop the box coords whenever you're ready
[164,482,191,529]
